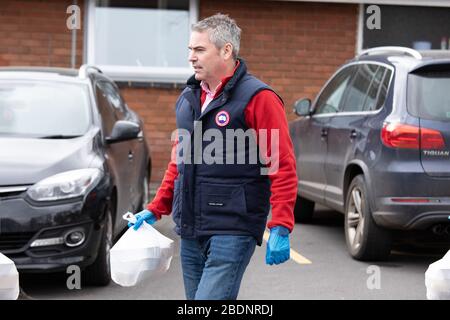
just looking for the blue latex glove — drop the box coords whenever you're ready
[266,226,290,265]
[128,210,157,231]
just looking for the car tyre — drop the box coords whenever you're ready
[294,194,315,223]
[140,168,151,212]
[84,201,113,286]
[345,175,391,261]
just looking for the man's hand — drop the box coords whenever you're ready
[127,209,157,230]
[266,226,290,265]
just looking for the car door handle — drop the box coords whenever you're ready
[349,130,358,139]
[321,129,328,138]
[128,151,134,160]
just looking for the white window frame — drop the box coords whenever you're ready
[356,3,364,54]
[84,0,198,83]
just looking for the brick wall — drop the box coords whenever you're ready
[0,0,84,67]
[0,0,358,189]
[201,0,358,122]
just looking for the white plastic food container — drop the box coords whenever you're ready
[425,250,450,300]
[110,212,174,287]
[0,253,19,300]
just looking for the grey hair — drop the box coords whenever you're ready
[192,13,241,59]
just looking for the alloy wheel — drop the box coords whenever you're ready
[141,174,150,210]
[105,211,113,275]
[346,187,365,252]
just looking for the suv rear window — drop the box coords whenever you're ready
[408,71,450,121]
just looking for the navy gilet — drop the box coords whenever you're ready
[172,59,279,245]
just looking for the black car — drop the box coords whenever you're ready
[290,47,450,261]
[0,65,151,285]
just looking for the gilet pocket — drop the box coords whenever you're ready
[200,183,247,231]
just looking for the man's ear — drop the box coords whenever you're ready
[222,43,234,60]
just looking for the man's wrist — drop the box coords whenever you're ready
[271,226,290,236]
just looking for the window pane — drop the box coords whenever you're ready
[315,66,356,115]
[0,81,90,137]
[96,83,116,136]
[363,5,450,50]
[341,64,377,112]
[408,71,450,121]
[99,81,126,118]
[363,65,384,111]
[95,1,190,68]
[373,68,392,111]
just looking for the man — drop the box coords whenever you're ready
[129,13,298,300]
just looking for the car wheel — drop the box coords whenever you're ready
[84,202,113,286]
[294,194,315,223]
[345,175,391,261]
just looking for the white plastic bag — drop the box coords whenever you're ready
[0,253,19,300]
[425,249,450,300]
[110,212,174,287]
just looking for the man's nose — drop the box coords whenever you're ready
[188,51,196,62]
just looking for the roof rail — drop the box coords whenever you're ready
[78,64,102,79]
[357,46,422,60]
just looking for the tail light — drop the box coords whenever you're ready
[381,123,420,149]
[421,127,445,149]
[381,122,445,149]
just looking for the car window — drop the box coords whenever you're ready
[408,70,450,121]
[341,64,379,112]
[97,81,127,120]
[114,86,134,122]
[95,82,117,136]
[0,81,90,138]
[362,65,382,111]
[314,65,357,115]
[373,68,392,111]
[363,66,392,111]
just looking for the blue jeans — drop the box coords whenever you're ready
[180,235,257,300]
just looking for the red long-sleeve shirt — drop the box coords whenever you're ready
[147,72,297,232]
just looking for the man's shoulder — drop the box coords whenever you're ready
[178,84,200,99]
[242,73,267,85]
[243,76,283,105]
[241,74,281,99]
[238,73,271,92]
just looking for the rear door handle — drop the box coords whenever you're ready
[350,130,358,139]
[321,129,328,138]
[128,151,134,161]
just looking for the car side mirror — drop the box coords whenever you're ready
[293,98,312,117]
[106,120,141,144]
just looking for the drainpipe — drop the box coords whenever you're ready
[70,0,78,68]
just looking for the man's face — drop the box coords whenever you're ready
[188,31,228,85]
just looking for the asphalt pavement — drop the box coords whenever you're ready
[18,205,445,300]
